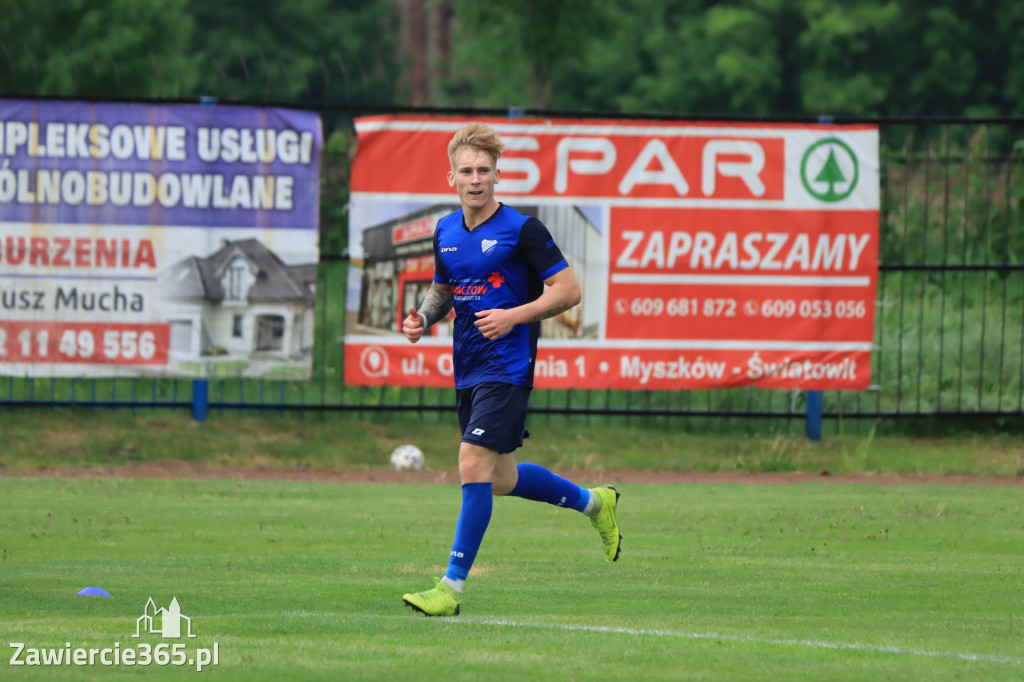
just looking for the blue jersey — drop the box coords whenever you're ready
[433,204,568,389]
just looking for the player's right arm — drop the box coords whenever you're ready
[402,282,453,343]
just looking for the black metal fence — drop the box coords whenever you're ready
[1,93,1022,435]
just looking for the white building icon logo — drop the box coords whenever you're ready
[133,597,196,639]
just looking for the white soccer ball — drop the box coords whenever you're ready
[389,444,425,471]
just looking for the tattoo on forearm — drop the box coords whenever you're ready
[419,286,453,327]
[525,300,574,323]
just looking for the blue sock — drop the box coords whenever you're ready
[509,463,588,512]
[444,482,493,583]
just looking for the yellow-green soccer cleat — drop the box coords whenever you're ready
[402,578,462,617]
[589,485,622,562]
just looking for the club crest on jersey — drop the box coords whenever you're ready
[481,238,498,257]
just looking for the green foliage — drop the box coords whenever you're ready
[791,1,900,115]
[186,0,399,103]
[544,0,1024,117]
[445,0,614,107]
[565,1,789,115]
[0,0,398,103]
[879,124,1024,267]
[320,129,352,255]
[3,0,1023,116]
[0,0,196,98]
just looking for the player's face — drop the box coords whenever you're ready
[447,147,499,213]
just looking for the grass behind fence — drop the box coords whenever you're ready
[1,409,1023,477]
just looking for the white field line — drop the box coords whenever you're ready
[449,617,1024,667]
[287,612,1022,667]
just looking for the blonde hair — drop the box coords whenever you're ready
[447,122,505,169]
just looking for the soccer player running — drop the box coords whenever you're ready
[400,121,621,617]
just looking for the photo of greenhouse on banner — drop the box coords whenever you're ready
[345,116,878,391]
[0,99,322,379]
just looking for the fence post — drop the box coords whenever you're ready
[803,114,833,441]
[192,379,209,422]
[805,390,822,441]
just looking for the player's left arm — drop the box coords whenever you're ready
[474,267,581,340]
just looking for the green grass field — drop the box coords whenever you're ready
[2,476,1022,681]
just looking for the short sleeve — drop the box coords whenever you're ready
[432,227,449,284]
[518,217,568,281]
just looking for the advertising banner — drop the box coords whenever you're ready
[345,116,878,390]
[0,99,321,378]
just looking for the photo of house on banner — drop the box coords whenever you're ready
[158,238,317,379]
[351,203,602,341]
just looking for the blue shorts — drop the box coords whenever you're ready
[456,382,531,454]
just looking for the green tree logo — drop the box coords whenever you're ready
[800,138,859,202]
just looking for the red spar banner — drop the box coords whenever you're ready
[346,116,879,390]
